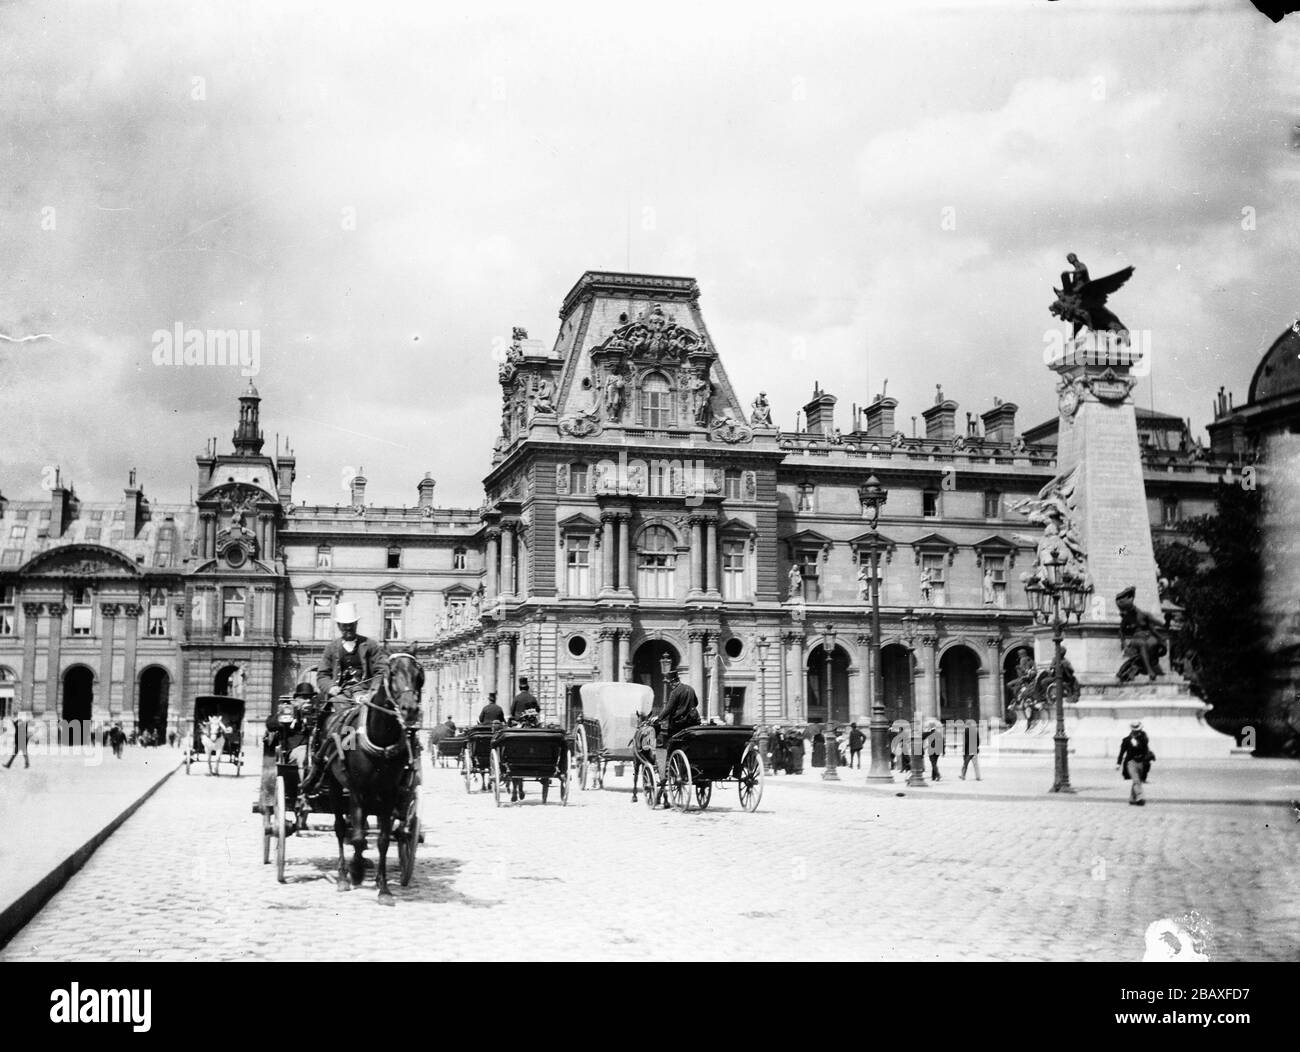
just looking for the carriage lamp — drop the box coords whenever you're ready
[900,609,926,787]
[820,623,839,782]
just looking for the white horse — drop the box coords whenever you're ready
[201,715,231,775]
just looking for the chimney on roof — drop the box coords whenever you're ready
[802,384,837,438]
[350,469,367,508]
[49,467,72,539]
[980,400,1019,444]
[123,468,146,539]
[417,472,436,508]
[922,393,959,441]
[862,394,898,437]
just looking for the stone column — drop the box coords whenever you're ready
[45,602,66,715]
[983,635,1002,726]
[688,629,706,701]
[616,514,631,594]
[22,604,41,714]
[788,632,807,723]
[704,518,718,595]
[778,630,790,720]
[485,529,500,604]
[618,629,633,682]
[854,632,872,721]
[919,635,940,721]
[598,628,616,681]
[500,527,516,600]
[689,519,703,597]
[497,631,515,701]
[99,604,118,722]
[122,604,142,723]
[481,636,499,698]
[599,514,616,595]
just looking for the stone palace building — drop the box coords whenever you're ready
[0,270,1291,738]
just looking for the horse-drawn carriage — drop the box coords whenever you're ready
[255,654,425,901]
[436,734,466,767]
[489,722,571,806]
[576,682,764,812]
[185,695,245,776]
[461,724,495,792]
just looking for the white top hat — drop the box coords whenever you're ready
[334,601,359,624]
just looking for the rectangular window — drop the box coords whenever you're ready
[570,464,588,494]
[90,510,103,521]
[387,547,401,570]
[14,510,28,520]
[923,492,939,518]
[637,528,676,600]
[983,491,1001,518]
[724,470,743,500]
[312,595,333,640]
[109,530,124,542]
[155,552,170,567]
[71,587,93,636]
[316,546,332,569]
[566,536,592,596]
[447,596,468,623]
[1,550,20,566]
[222,587,246,640]
[84,527,101,541]
[1161,497,1180,526]
[984,556,1007,609]
[9,525,25,539]
[452,548,467,570]
[921,553,946,607]
[722,539,747,601]
[0,585,14,636]
[113,510,124,521]
[148,588,168,637]
[39,509,51,521]
[383,598,403,642]
[642,378,671,428]
[647,461,668,497]
[796,484,815,512]
[798,550,821,601]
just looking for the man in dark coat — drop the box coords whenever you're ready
[848,723,866,769]
[266,688,313,770]
[654,668,701,744]
[510,678,539,720]
[3,712,30,769]
[1116,720,1153,805]
[478,693,506,725]
[924,719,944,781]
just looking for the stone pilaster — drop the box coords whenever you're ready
[21,604,41,714]
[45,603,66,715]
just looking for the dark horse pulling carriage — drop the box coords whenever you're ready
[186,695,245,776]
[256,653,425,903]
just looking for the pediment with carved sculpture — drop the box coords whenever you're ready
[20,544,141,578]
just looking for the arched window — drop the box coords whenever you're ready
[637,526,677,599]
[641,373,672,428]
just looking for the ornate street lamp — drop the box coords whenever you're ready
[1024,553,1091,793]
[857,475,893,782]
[659,649,674,715]
[820,622,839,782]
[900,609,926,787]
[755,635,770,724]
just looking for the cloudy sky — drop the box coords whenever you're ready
[2,0,1298,508]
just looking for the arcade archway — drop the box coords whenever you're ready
[938,645,981,724]
[139,666,170,737]
[632,641,681,715]
[61,665,94,744]
[880,644,914,725]
[806,644,851,726]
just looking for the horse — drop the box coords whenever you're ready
[321,653,424,904]
[628,712,660,806]
[201,715,229,775]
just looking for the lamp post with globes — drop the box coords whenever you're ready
[856,474,893,781]
[900,609,926,787]
[820,622,839,782]
[1023,551,1090,793]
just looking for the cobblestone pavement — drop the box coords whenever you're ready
[3,759,1296,962]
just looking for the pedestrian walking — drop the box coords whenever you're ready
[3,711,31,769]
[848,723,865,769]
[924,718,944,781]
[1116,720,1154,805]
[810,725,826,768]
[786,728,806,774]
[959,720,981,780]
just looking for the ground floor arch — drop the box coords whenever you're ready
[880,644,914,725]
[139,665,171,736]
[938,644,981,724]
[61,664,95,744]
[632,640,681,715]
[806,644,851,726]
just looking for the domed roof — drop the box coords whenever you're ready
[1248,323,1300,403]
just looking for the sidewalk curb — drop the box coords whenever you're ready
[0,760,182,950]
[766,774,1292,809]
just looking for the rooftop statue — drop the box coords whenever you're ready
[1050,253,1135,341]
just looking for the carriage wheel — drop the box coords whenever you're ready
[490,749,503,807]
[274,776,287,883]
[695,781,713,810]
[262,818,271,864]
[667,750,692,813]
[398,796,419,887]
[462,751,473,794]
[738,744,765,813]
[639,763,657,809]
[573,726,589,791]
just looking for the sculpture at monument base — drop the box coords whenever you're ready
[1115,586,1168,683]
